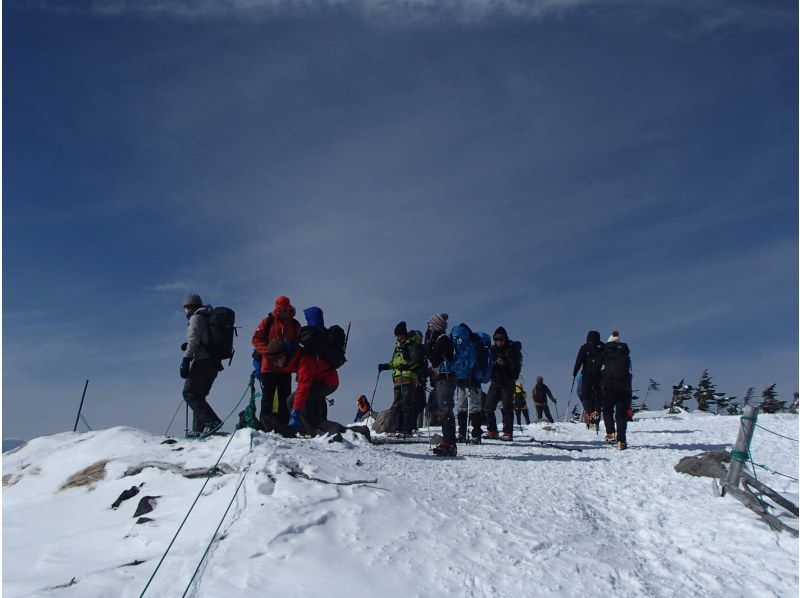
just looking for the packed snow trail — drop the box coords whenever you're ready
[3,412,798,597]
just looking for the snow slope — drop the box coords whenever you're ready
[3,411,798,597]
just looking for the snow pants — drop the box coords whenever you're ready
[390,381,418,435]
[415,384,427,429]
[486,380,515,436]
[182,358,221,433]
[455,380,483,440]
[436,375,457,445]
[534,404,555,423]
[286,382,338,436]
[602,389,630,442]
[580,374,604,417]
[515,406,532,425]
[259,372,291,430]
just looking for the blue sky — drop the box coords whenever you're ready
[3,0,797,440]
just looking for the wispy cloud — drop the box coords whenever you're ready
[150,280,194,293]
[15,0,793,28]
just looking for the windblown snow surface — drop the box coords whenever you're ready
[3,411,798,597]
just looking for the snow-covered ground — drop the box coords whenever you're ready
[3,411,798,597]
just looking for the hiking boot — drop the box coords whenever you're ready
[469,436,482,445]
[500,433,513,442]
[395,432,407,439]
[457,433,467,444]
[483,431,498,440]
[617,440,628,450]
[605,433,616,443]
[432,442,457,457]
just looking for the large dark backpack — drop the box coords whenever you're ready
[603,342,632,392]
[298,325,347,369]
[472,332,492,384]
[508,340,523,380]
[203,307,237,364]
[584,343,604,376]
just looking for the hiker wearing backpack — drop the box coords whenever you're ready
[601,331,633,450]
[252,295,301,433]
[572,330,605,431]
[378,322,424,438]
[424,313,458,456]
[484,327,522,441]
[513,381,531,425]
[261,338,339,437]
[180,293,224,437]
[532,376,557,423]
[410,330,428,430]
[450,323,481,443]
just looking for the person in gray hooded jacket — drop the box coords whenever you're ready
[180,293,223,437]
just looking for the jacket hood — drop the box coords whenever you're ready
[536,375,543,385]
[586,330,601,344]
[493,326,508,340]
[303,306,325,328]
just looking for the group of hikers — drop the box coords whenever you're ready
[179,294,634,454]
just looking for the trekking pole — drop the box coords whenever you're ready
[344,321,352,350]
[72,380,90,432]
[185,403,189,437]
[564,400,571,422]
[164,399,184,436]
[554,401,560,422]
[369,371,382,415]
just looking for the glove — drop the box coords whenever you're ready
[180,342,188,351]
[378,363,390,372]
[180,358,191,379]
[289,409,301,431]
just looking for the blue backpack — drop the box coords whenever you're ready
[450,324,477,381]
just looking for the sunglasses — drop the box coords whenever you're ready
[493,337,506,342]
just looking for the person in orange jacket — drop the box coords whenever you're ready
[252,295,301,431]
[354,395,371,422]
[262,338,339,437]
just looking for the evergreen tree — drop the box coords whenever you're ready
[760,384,785,414]
[693,370,716,412]
[644,378,660,407]
[631,392,650,412]
[742,387,756,407]
[726,401,743,416]
[668,379,692,413]
[789,392,799,415]
[714,393,733,414]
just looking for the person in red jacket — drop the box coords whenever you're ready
[263,339,339,437]
[252,295,301,432]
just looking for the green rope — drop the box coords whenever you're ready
[79,414,93,431]
[751,462,800,482]
[139,382,250,598]
[182,469,250,597]
[754,424,798,443]
[730,449,751,462]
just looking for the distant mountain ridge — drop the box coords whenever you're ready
[3,438,26,452]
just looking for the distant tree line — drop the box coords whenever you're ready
[652,369,798,415]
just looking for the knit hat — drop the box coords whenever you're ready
[265,339,287,357]
[304,306,325,328]
[608,330,620,343]
[427,313,449,332]
[394,321,408,336]
[493,326,508,340]
[275,295,292,310]
[183,293,203,308]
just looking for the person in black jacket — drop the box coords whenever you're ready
[425,313,458,456]
[484,326,521,441]
[601,331,633,450]
[572,330,604,430]
[532,376,557,423]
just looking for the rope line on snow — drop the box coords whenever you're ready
[750,462,800,483]
[79,414,93,431]
[182,467,251,597]
[754,424,798,443]
[139,382,251,598]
